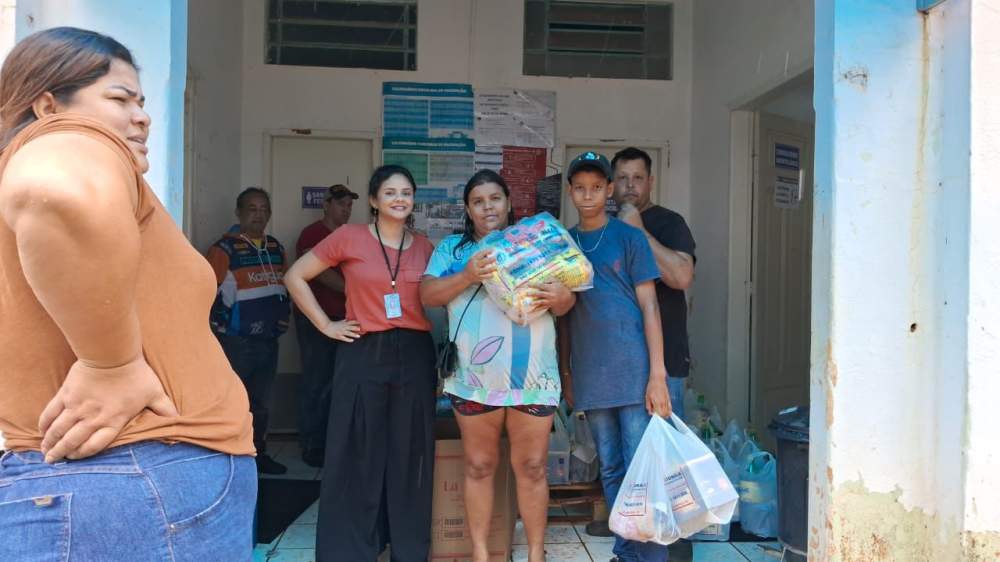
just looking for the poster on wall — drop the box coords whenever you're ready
[383,82,475,140]
[382,137,475,240]
[500,147,548,220]
[773,173,802,209]
[474,146,503,172]
[475,89,556,148]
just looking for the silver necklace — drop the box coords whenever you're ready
[574,221,609,253]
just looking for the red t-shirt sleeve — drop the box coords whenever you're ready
[295,228,309,259]
[312,224,351,267]
[415,236,434,269]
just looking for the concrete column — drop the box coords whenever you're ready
[14,0,188,224]
[811,0,1000,559]
[961,0,1000,558]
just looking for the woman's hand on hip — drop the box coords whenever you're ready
[322,319,361,342]
[462,249,497,283]
[39,356,179,463]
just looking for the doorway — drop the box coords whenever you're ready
[749,111,814,446]
[267,135,374,431]
[560,144,663,228]
[727,72,816,446]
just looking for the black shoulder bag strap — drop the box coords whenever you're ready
[437,284,483,380]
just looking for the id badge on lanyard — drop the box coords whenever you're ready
[376,222,406,320]
[384,290,402,319]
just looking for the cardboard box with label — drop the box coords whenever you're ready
[430,418,517,562]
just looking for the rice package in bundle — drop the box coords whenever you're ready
[479,212,593,325]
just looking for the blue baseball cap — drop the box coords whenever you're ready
[566,151,613,183]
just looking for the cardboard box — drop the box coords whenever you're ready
[430,419,518,562]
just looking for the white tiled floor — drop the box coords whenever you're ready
[254,440,782,562]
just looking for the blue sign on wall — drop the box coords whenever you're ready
[302,186,328,209]
[775,143,801,171]
[917,0,947,12]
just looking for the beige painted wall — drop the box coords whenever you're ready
[690,0,815,418]
[226,0,693,243]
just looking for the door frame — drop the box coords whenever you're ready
[725,68,814,425]
[556,138,672,222]
[261,128,380,217]
[259,130,378,432]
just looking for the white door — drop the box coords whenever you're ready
[749,112,814,447]
[560,145,661,228]
[268,136,373,430]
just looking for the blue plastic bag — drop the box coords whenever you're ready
[737,451,779,538]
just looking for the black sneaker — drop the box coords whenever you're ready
[255,454,287,475]
[585,520,614,537]
[301,448,325,468]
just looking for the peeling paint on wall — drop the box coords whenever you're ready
[829,481,960,562]
[828,481,1000,561]
[839,66,870,91]
[825,339,836,428]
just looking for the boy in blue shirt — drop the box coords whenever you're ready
[559,151,672,562]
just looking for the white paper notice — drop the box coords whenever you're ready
[475,89,556,148]
[774,174,802,209]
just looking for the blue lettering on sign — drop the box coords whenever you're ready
[774,143,800,170]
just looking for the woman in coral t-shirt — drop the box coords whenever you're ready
[285,164,436,562]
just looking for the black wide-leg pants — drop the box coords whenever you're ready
[316,328,437,562]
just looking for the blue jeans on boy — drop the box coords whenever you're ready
[587,404,669,562]
[0,441,256,561]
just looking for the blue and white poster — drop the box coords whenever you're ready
[382,137,475,240]
[382,82,474,140]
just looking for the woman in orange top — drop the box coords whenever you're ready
[0,28,255,561]
[285,164,436,562]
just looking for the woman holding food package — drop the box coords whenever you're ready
[285,164,437,562]
[420,170,576,562]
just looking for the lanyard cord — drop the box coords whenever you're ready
[373,221,406,291]
[240,234,284,301]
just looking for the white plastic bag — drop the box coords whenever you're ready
[479,212,594,325]
[713,423,756,523]
[737,451,779,538]
[546,412,572,485]
[609,415,739,545]
[683,388,699,425]
[568,411,599,483]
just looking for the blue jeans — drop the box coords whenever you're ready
[587,404,669,562]
[0,441,256,561]
[668,377,686,422]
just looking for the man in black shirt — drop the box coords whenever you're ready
[611,147,696,421]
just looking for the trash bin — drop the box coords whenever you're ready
[768,406,809,562]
